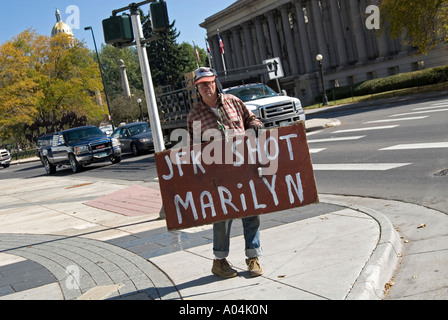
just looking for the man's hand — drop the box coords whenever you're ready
[248,124,263,138]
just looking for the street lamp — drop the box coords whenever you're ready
[84,26,115,130]
[137,98,143,122]
[316,54,329,106]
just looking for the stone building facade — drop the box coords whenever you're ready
[200,0,448,105]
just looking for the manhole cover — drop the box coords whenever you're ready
[434,168,448,177]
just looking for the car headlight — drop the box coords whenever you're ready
[293,99,302,111]
[75,146,89,155]
[111,138,120,147]
[139,138,152,143]
[246,104,260,118]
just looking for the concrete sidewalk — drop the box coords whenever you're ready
[2,173,445,301]
[1,117,446,300]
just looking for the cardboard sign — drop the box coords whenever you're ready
[155,121,318,231]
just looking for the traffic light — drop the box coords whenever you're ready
[150,0,170,33]
[102,14,134,46]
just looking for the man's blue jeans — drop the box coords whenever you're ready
[213,216,263,259]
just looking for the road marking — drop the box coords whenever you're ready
[389,108,448,117]
[332,125,398,134]
[313,163,412,171]
[309,148,326,154]
[431,101,448,106]
[308,136,366,143]
[364,116,428,124]
[380,142,448,151]
[413,105,448,111]
[306,130,323,137]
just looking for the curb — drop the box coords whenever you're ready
[319,194,403,300]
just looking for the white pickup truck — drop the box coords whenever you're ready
[224,83,306,129]
[0,149,11,168]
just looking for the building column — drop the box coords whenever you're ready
[232,27,244,68]
[222,31,234,70]
[294,0,314,73]
[328,0,348,66]
[211,35,223,72]
[280,5,299,75]
[348,0,368,63]
[266,10,282,59]
[339,0,357,64]
[310,0,330,69]
[254,16,267,63]
[242,22,256,66]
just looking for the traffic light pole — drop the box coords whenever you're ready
[129,4,165,153]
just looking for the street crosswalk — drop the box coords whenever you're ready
[307,99,448,172]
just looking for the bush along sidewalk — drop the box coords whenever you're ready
[320,65,448,102]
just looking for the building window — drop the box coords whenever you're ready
[367,71,377,80]
[412,61,425,71]
[333,79,340,88]
[303,7,309,23]
[347,76,355,85]
[388,66,399,76]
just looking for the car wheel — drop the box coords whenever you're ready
[69,154,81,173]
[131,143,139,156]
[43,157,56,174]
[110,156,122,164]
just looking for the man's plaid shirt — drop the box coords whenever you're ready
[187,93,263,145]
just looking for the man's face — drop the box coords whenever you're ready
[197,81,217,100]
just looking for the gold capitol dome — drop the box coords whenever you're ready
[51,8,74,38]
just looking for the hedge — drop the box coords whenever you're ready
[325,65,448,101]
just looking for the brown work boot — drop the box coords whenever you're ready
[212,259,238,279]
[246,257,263,277]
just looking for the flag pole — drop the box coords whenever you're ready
[217,29,227,75]
[205,38,212,69]
[192,40,200,68]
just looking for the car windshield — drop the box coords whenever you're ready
[128,123,152,136]
[67,127,105,143]
[225,84,278,102]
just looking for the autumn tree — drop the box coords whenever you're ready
[381,0,448,54]
[0,30,108,146]
[0,30,42,143]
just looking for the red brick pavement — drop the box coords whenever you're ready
[84,185,163,217]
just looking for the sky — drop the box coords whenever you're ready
[0,0,237,50]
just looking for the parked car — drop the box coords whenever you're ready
[36,133,53,163]
[224,83,306,128]
[99,124,114,136]
[0,149,11,168]
[112,122,154,156]
[41,125,121,174]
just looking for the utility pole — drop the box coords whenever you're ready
[129,3,165,153]
[85,26,115,130]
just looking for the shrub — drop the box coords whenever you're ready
[326,65,448,100]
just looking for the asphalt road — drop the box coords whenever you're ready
[1,95,447,213]
[307,95,448,213]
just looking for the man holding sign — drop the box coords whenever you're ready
[187,67,264,279]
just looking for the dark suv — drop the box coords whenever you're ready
[41,126,122,174]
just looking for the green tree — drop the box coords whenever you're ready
[381,0,448,54]
[141,9,199,90]
[178,42,210,73]
[99,45,143,99]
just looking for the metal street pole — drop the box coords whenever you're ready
[316,54,329,106]
[84,26,116,130]
[129,5,165,152]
